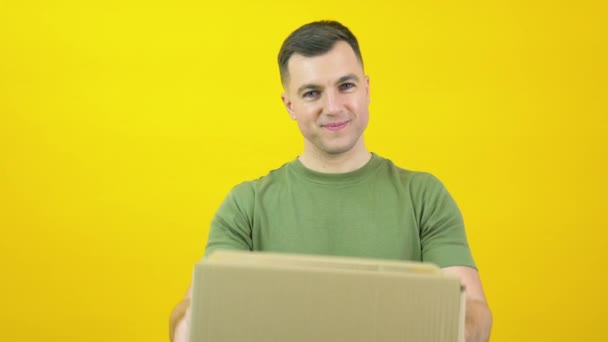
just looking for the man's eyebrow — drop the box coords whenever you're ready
[336,73,360,85]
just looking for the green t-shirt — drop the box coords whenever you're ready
[205,153,476,269]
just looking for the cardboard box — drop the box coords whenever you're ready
[190,250,465,342]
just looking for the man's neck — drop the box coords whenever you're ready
[298,141,372,174]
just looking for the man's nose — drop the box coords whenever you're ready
[323,90,343,115]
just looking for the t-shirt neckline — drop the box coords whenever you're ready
[288,153,383,186]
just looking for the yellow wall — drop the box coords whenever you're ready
[1,1,606,341]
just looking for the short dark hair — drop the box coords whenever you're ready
[278,20,364,85]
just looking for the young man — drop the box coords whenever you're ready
[170,20,492,342]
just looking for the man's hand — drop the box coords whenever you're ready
[442,266,493,342]
[171,301,191,342]
[170,286,192,342]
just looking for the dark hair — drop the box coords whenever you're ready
[278,20,364,85]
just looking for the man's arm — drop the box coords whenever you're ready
[169,285,192,342]
[170,182,255,341]
[442,266,493,342]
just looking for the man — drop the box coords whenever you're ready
[170,20,492,342]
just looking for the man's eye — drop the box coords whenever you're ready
[303,90,319,98]
[340,83,355,90]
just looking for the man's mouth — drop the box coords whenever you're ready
[322,120,349,131]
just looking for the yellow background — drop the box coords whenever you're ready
[1,1,606,341]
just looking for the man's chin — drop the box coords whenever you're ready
[319,143,357,156]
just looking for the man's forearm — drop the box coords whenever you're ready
[170,298,191,342]
[465,299,493,342]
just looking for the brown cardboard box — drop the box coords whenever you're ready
[190,250,465,342]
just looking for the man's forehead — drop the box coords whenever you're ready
[286,42,363,88]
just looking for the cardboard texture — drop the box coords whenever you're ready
[190,250,465,342]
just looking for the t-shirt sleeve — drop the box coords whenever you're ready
[203,181,255,258]
[412,173,476,269]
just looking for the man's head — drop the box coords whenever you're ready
[279,21,370,159]
[278,20,364,86]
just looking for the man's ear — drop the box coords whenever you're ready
[281,93,296,120]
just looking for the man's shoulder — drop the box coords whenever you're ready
[378,154,442,188]
[227,160,294,195]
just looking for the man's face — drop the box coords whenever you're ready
[282,41,370,157]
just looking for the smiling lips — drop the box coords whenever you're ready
[322,120,349,131]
